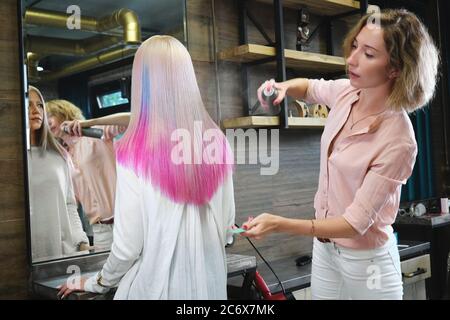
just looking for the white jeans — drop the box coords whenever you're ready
[92,223,114,251]
[311,233,403,300]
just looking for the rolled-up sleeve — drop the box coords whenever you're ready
[342,141,418,235]
[84,164,143,293]
[304,78,351,109]
[64,160,89,246]
[223,173,236,246]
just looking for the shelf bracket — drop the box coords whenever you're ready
[237,0,252,116]
[234,0,363,128]
[244,56,276,67]
[274,0,288,129]
[246,10,275,47]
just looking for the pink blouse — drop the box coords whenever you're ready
[305,78,417,249]
[65,125,126,224]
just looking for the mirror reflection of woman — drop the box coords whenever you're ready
[27,86,89,261]
[46,100,126,251]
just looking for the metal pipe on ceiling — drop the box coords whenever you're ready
[24,8,141,81]
[40,46,138,81]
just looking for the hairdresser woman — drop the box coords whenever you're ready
[46,100,127,251]
[243,9,439,300]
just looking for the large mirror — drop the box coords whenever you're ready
[21,0,187,264]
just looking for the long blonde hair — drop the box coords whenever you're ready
[343,9,439,112]
[115,35,233,205]
[46,99,85,122]
[28,86,66,158]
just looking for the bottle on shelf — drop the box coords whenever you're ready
[249,82,280,116]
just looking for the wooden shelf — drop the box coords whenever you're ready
[222,116,279,129]
[222,116,326,129]
[256,0,360,16]
[218,44,346,73]
[287,117,327,128]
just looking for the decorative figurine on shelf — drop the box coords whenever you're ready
[296,8,310,51]
[292,100,310,117]
[312,104,329,118]
[289,100,329,118]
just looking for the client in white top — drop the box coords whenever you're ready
[28,86,89,262]
[58,35,235,299]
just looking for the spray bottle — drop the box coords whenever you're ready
[249,81,281,116]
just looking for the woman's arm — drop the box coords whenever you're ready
[242,213,358,240]
[258,78,309,106]
[243,141,418,241]
[283,78,310,100]
[61,112,131,137]
[259,78,351,110]
[64,160,89,249]
[58,164,143,297]
[223,173,236,246]
[86,164,144,293]
[82,112,131,127]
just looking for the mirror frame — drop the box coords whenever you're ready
[17,0,33,269]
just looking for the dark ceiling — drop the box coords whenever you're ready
[23,0,186,39]
[22,0,187,74]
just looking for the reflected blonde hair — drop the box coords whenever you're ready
[343,9,440,112]
[28,86,66,158]
[46,99,85,122]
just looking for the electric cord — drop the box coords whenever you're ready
[234,223,287,296]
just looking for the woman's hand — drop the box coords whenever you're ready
[257,79,289,107]
[78,242,93,251]
[57,277,87,299]
[241,213,283,240]
[60,120,87,137]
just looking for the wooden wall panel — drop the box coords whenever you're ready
[227,131,320,261]
[187,0,214,62]
[0,220,28,299]
[193,61,218,121]
[0,0,29,299]
[186,0,330,263]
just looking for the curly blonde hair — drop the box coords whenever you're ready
[46,99,85,122]
[343,8,440,113]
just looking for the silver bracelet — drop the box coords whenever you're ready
[95,272,109,288]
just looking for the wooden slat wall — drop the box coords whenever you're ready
[186,0,339,263]
[0,0,29,299]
